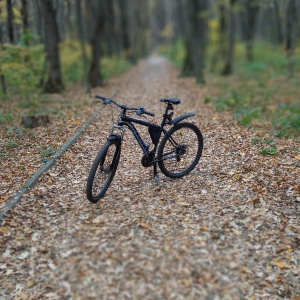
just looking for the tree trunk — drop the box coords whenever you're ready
[286,0,298,76]
[286,0,297,57]
[210,2,227,73]
[0,69,6,94]
[6,0,15,44]
[21,0,29,45]
[273,0,284,45]
[243,0,259,61]
[181,38,195,77]
[192,0,208,84]
[222,0,237,76]
[87,1,105,88]
[40,0,64,93]
[75,0,90,92]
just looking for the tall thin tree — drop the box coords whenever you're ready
[86,0,105,87]
[6,0,15,43]
[286,0,298,76]
[75,0,90,92]
[21,0,29,44]
[222,0,237,75]
[40,0,64,93]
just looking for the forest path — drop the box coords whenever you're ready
[1,56,299,299]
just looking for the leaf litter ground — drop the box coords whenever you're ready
[0,57,300,299]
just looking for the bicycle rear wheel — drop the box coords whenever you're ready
[86,139,121,203]
[157,122,203,178]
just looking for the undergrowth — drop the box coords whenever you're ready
[161,40,300,139]
[0,40,131,125]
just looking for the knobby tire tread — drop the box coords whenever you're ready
[86,140,120,203]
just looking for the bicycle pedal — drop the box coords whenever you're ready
[154,175,160,183]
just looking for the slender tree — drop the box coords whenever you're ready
[86,0,105,87]
[243,0,260,61]
[193,0,208,83]
[0,0,3,44]
[6,0,15,43]
[286,0,298,76]
[75,0,89,92]
[40,0,64,93]
[21,0,29,44]
[222,0,237,75]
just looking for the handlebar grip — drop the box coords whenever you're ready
[95,95,106,100]
[95,95,111,105]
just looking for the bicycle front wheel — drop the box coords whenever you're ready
[86,139,120,203]
[157,122,203,178]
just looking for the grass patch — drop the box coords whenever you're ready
[259,146,279,156]
[39,146,56,163]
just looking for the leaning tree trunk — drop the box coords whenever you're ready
[40,0,64,93]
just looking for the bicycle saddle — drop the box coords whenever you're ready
[160,97,181,105]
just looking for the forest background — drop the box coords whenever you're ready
[0,0,299,140]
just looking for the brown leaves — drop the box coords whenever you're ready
[0,57,299,299]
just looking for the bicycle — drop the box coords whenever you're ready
[86,95,203,203]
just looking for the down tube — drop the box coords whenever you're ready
[118,121,149,155]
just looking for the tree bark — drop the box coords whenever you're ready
[21,0,29,44]
[192,0,208,84]
[243,0,259,61]
[286,0,297,57]
[181,38,195,77]
[87,1,105,88]
[273,0,284,45]
[6,0,15,44]
[286,0,298,76]
[222,0,237,76]
[75,0,90,92]
[40,0,64,93]
[0,1,3,45]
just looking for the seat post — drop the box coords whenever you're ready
[161,103,173,127]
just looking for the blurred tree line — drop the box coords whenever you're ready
[0,0,299,94]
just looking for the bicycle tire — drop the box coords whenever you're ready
[86,139,121,203]
[157,122,203,178]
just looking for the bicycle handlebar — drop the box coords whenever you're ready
[95,95,155,117]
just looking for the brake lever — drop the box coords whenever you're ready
[136,106,145,116]
[103,98,111,105]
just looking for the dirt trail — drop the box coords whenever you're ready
[1,57,299,299]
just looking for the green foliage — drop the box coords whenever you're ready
[0,109,14,124]
[39,146,56,163]
[259,146,279,156]
[251,136,280,155]
[160,39,185,68]
[273,102,300,137]
[162,39,299,137]
[102,56,131,80]
[0,44,45,97]
[0,40,132,125]
[0,40,131,98]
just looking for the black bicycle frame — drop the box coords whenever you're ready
[118,115,169,157]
